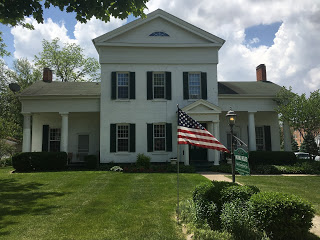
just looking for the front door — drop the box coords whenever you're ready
[189,123,208,164]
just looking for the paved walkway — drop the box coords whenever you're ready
[199,172,320,237]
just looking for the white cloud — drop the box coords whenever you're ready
[9,0,320,94]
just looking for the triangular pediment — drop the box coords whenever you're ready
[182,99,222,114]
[93,9,225,47]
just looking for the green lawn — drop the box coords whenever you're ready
[0,167,208,240]
[235,175,320,215]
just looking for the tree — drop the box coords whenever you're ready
[0,32,10,57]
[275,87,320,143]
[34,38,100,82]
[0,58,41,141]
[0,0,148,27]
[300,133,318,157]
[291,137,299,152]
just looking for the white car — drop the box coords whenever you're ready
[294,152,311,160]
[315,155,320,161]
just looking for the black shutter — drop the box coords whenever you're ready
[201,72,207,100]
[110,124,116,152]
[147,124,153,152]
[111,72,117,99]
[165,72,172,100]
[147,72,153,100]
[42,125,49,152]
[130,72,135,99]
[129,124,136,152]
[183,72,189,99]
[166,123,172,152]
[264,126,272,151]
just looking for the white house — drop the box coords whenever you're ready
[19,9,292,166]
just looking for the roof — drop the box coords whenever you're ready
[218,81,282,96]
[19,81,100,97]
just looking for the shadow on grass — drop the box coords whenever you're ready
[0,178,66,236]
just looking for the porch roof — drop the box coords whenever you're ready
[218,81,282,96]
[19,81,100,97]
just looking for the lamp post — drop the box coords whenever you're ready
[226,109,237,183]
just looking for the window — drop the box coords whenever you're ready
[111,72,135,100]
[147,123,172,152]
[149,31,170,37]
[188,73,201,99]
[183,72,207,100]
[154,124,166,151]
[147,72,171,100]
[256,127,264,151]
[117,125,129,152]
[49,128,61,152]
[117,73,129,99]
[153,73,165,99]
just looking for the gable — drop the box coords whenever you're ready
[106,18,213,45]
[183,99,222,114]
[93,9,224,48]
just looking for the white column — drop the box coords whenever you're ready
[60,112,69,153]
[248,111,256,151]
[22,113,32,152]
[283,121,292,151]
[213,122,220,165]
[207,122,215,163]
[182,144,189,166]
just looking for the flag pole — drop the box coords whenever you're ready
[176,104,180,223]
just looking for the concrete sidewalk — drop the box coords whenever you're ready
[199,172,320,237]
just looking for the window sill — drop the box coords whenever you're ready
[151,99,167,102]
[115,99,131,102]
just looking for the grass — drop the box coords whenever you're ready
[235,175,320,215]
[0,167,208,240]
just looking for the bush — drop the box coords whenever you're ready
[192,181,238,229]
[221,185,260,204]
[12,152,67,171]
[211,164,232,173]
[193,228,232,240]
[249,151,297,166]
[179,199,197,224]
[84,155,99,169]
[0,157,12,167]
[249,192,315,240]
[136,153,151,169]
[221,200,262,240]
[251,165,282,174]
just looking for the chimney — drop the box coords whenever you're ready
[43,68,52,83]
[256,64,267,82]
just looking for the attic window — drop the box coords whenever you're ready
[149,31,170,37]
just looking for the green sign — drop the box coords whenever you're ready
[234,148,250,176]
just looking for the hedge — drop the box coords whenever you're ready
[84,155,99,169]
[250,192,315,239]
[249,151,297,166]
[12,152,67,171]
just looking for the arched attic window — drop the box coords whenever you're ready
[149,31,170,37]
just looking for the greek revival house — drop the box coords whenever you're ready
[19,9,292,165]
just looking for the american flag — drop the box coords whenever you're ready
[177,108,229,152]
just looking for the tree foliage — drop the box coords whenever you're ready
[300,133,318,156]
[0,59,41,141]
[0,0,148,27]
[275,87,320,141]
[34,38,100,82]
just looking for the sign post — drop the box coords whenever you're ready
[234,148,250,176]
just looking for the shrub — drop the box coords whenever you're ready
[249,151,297,166]
[0,157,12,167]
[179,199,197,224]
[221,200,262,240]
[12,152,67,171]
[211,164,232,173]
[193,228,232,240]
[84,155,99,169]
[136,153,151,169]
[221,185,260,204]
[192,181,238,229]
[249,192,315,240]
[251,165,281,174]
[110,166,123,172]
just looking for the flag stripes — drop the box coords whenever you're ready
[177,108,229,153]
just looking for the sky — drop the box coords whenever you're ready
[1,0,320,95]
